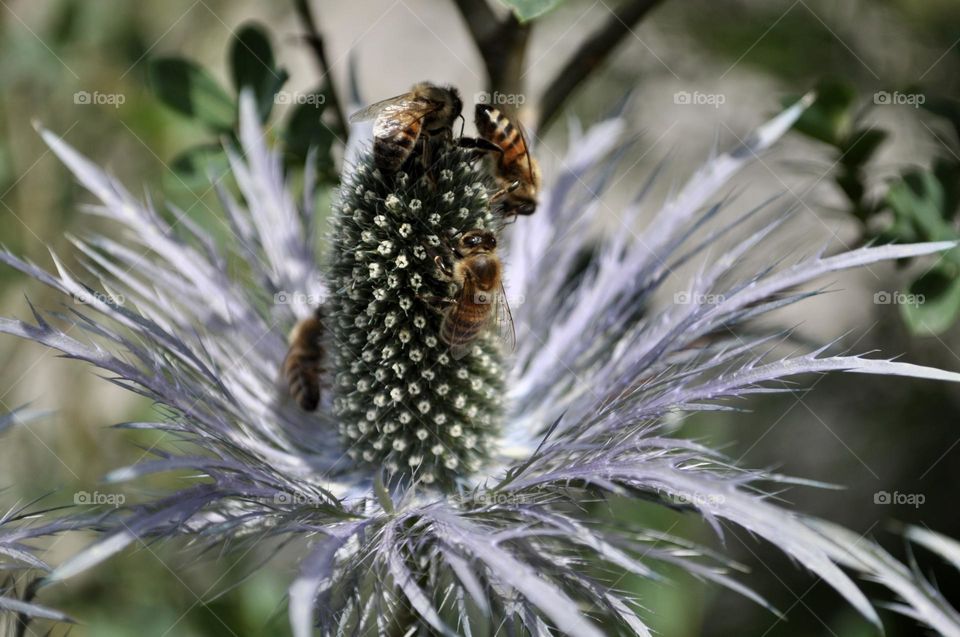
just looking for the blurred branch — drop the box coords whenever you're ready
[537,0,664,132]
[293,0,349,138]
[452,0,530,98]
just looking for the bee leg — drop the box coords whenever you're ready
[458,137,502,163]
[419,134,450,188]
[491,180,522,202]
[420,135,434,179]
[416,294,455,315]
[433,255,453,278]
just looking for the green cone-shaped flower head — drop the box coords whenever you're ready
[328,140,505,488]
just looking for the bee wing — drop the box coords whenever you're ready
[349,93,417,123]
[495,281,517,353]
[443,286,474,361]
[444,284,515,360]
[448,340,474,361]
[371,98,435,142]
[514,119,536,185]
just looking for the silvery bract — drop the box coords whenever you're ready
[2,92,960,635]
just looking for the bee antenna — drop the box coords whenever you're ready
[457,113,466,138]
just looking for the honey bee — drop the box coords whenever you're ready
[434,229,516,359]
[471,103,541,216]
[349,82,463,173]
[282,310,326,411]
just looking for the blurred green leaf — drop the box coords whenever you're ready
[885,168,960,334]
[149,57,236,133]
[788,80,858,146]
[932,157,960,221]
[284,86,335,173]
[230,22,289,122]
[166,143,231,192]
[840,127,887,168]
[51,0,81,45]
[901,266,960,335]
[836,170,867,215]
[921,95,960,145]
[498,0,564,21]
[886,170,956,242]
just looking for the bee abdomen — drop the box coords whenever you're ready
[283,316,326,412]
[441,307,489,344]
[374,126,419,172]
[285,354,323,411]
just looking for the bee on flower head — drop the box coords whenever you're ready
[433,229,515,359]
[461,103,541,217]
[350,82,463,174]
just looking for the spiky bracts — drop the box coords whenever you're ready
[328,141,504,487]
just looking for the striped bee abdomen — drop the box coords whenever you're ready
[283,315,326,412]
[373,123,420,172]
[441,302,489,345]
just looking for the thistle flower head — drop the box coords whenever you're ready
[329,141,503,487]
[3,92,960,635]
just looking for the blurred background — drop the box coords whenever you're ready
[1,0,960,634]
